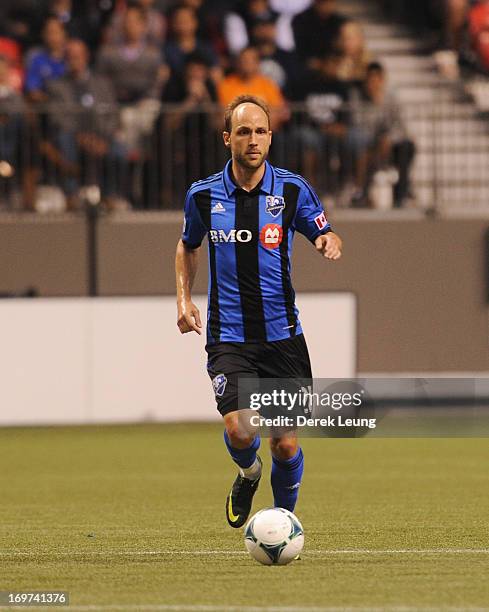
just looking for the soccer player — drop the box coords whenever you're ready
[175,94,342,528]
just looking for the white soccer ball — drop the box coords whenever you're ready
[244,507,304,565]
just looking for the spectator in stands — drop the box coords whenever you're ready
[468,0,489,72]
[179,0,205,10]
[349,62,415,207]
[25,17,67,102]
[104,0,166,48]
[66,0,118,52]
[89,0,119,27]
[442,0,469,51]
[97,4,164,104]
[97,4,165,151]
[48,0,90,38]
[44,39,129,208]
[195,0,234,9]
[176,0,215,39]
[250,13,302,97]
[49,0,118,51]
[0,53,28,209]
[292,50,352,192]
[0,37,24,92]
[0,0,46,51]
[161,52,219,191]
[176,0,229,59]
[269,0,312,51]
[162,51,217,106]
[164,5,220,83]
[335,19,370,84]
[292,0,347,71]
[224,0,278,55]
[217,46,288,131]
[380,0,468,52]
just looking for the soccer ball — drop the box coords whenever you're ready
[244,507,304,565]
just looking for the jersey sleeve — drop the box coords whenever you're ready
[294,180,332,242]
[181,189,207,249]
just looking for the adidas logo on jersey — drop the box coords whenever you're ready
[211,202,226,213]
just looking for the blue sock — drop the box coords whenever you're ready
[271,448,304,512]
[224,430,260,469]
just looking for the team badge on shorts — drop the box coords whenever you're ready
[265,195,285,217]
[212,374,228,397]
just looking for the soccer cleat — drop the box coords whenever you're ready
[226,456,262,528]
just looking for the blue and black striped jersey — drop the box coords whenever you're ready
[182,160,332,344]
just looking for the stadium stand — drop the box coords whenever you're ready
[372,0,489,211]
[5,0,489,212]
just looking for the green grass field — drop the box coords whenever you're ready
[1,423,489,611]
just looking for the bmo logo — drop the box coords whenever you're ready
[260,223,283,249]
[209,229,253,243]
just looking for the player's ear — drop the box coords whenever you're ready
[269,130,272,145]
[223,131,231,148]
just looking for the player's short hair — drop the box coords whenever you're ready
[224,95,271,133]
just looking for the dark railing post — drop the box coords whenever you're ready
[84,185,101,297]
[431,86,440,214]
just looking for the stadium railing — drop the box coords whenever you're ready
[0,100,488,214]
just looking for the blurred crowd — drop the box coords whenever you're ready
[0,0,416,211]
[383,0,489,77]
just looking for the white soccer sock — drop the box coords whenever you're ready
[240,457,262,481]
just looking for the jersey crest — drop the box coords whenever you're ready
[265,195,285,218]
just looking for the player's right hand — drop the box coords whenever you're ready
[177,300,202,335]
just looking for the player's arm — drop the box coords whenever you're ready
[314,231,342,260]
[175,240,202,335]
[294,181,343,261]
[175,189,208,335]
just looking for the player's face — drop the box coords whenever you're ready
[223,103,272,171]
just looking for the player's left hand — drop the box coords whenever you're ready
[315,232,342,260]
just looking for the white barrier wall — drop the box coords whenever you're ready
[0,294,356,426]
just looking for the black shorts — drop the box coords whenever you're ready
[206,334,313,416]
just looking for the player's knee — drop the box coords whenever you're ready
[225,423,255,449]
[270,436,298,460]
